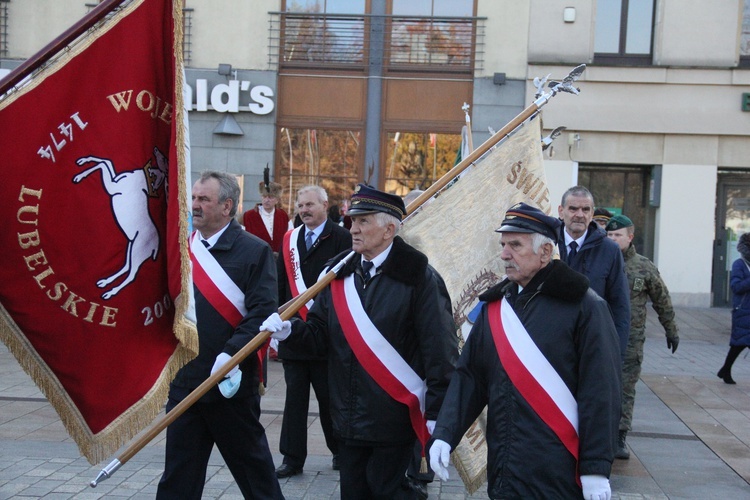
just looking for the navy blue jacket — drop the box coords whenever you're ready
[559,222,630,357]
[730,257,750,347]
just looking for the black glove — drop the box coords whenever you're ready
[666,336,679,353]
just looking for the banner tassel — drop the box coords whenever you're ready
[420,456,428,474]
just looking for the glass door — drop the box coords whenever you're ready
[712,175,750,306]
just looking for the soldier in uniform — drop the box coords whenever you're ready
[606,214,679,459]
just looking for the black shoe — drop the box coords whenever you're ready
[615,430,630,460]
[406,477,429,500]
[275,463,302,478]
[331,455,340,471]
[718,367,737,385]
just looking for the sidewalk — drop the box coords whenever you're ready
[1,306,750,498]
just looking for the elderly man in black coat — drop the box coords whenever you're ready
[263,184,458,499]
[430,202,621,500]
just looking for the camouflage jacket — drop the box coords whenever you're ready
[623,244,678,340]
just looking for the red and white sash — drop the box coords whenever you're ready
[331,275,430,451]
[282,226,314,320]
[189,231,268,384]
[488,298,579,461]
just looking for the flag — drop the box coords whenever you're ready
[401,116,550,493]
[453,124,471,166]
[0,0,197,464]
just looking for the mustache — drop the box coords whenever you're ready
[504,261,520,272]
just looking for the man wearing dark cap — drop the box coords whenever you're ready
[606,214,679,460]
[262,184,458,499]
[429,202,621,499]
[593,207,613,230]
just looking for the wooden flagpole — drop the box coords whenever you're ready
[90,250,356,487]
[405,64,586,217]
[90,63,586,487]
[0,0,128,97]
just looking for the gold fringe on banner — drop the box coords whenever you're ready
[0,0,198,465]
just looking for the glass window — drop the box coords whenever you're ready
[744,0,750,56]
[578,165,653,259]
[388,0,475,72]
[286,0,365,14]
[392,0,473,17]
[276,128,362,214]
[383,131,461,197]
[282,0,366,65]
[594,0,654,65]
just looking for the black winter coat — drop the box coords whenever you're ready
[170,220,278,402]
[276,219,352,360]
[432,261,621,499]
[286,236,458,444]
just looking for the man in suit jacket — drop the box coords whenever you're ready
[274,185,352,477]
[557,185,630,359]
[157,171,282,499]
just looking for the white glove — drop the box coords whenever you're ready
[429,439,451,481]
[426,420,436,435]
[261,313,292,341]
[210,352,238,378]
[580,475,611,500]
[270,338,280,351]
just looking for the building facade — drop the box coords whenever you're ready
[2,0,750,307]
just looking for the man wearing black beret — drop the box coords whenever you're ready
[262,184,458,499]
[430,202,622,499]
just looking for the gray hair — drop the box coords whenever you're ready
[297,185,328,203]
[531,232,555,254]
[561,185,594,207]
[373,211,401,236]
[199,171,240,217]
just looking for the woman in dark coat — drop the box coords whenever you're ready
[718,232,750,384]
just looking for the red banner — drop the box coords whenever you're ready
[0,0,197,464]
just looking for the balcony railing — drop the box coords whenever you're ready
[268,12,485,75]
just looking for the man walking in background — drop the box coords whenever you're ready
[274,185,351,477]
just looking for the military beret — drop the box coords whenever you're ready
[606,214,633,231]
[346,183,407,221]
[495,202,561,244]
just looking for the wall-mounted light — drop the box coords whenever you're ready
[493,72,506,85]
[563,7,576,23]
[213,114,244,136]
[218,63,232,77]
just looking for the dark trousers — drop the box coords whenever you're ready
[156,394,283,500]
[279,359,338,467]
[338,440,415,499]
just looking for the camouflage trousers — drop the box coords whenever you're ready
[620,335,646,431]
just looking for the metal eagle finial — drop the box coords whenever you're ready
[541,126,567,151]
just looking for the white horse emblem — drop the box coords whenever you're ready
[73,148,168,299]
